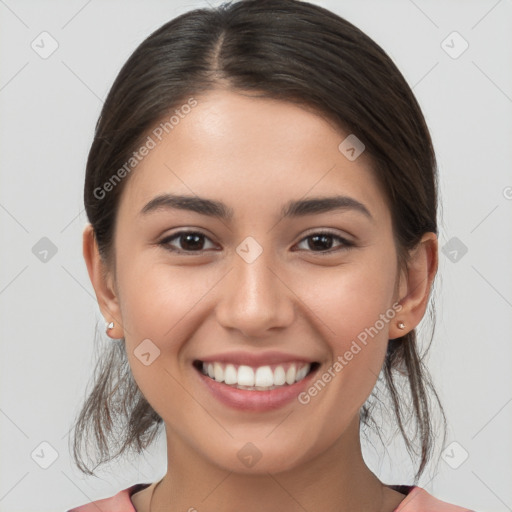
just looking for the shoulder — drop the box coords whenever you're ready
[66,483,151,512]
[393,485,477,512]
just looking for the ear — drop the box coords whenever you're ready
[389,232,438,340]
[82,223,124,338]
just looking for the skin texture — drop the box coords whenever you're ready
[83,88,438,512]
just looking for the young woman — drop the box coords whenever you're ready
[67,1,476,510]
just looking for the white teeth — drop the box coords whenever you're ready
[200,361,313,390]
[254,366,274,387]
[214,362,224,383]
[285,365,296,385]
[237,365,255,386]
[295,366,309,382]
[274,366,286,386]
[224,364,237,385]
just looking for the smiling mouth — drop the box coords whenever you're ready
[193,360,320,391]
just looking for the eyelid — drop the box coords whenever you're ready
[158,229,218,253]
[293,229,354,253]
[298,227,353,242]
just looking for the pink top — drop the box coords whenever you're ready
[67,483,476,511]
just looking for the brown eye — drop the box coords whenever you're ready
[159,231,216,253]
[295,232,353,253]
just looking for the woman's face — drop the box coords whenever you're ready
[104,89,408,473]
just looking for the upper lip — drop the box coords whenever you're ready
[195,351,319,367]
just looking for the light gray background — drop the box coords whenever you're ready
[1,0,511,511]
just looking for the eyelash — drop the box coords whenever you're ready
[157,230,354,255]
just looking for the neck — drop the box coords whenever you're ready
[150,416,397,512]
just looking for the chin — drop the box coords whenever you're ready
[203,438,313,476]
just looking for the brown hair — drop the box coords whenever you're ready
[72,0,446,482]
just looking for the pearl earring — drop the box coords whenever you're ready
[397,321,405,330]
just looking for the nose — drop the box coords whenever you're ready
[215,246,295,338]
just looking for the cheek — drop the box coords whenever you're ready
[300,250,397,403]
[306,251,398,345]
[117,254,215,343]
[116,259,209,417]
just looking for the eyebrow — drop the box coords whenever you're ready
[140,193,373,221]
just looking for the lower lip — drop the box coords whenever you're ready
[195,365,319,412]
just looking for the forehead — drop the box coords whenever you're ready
[118,89,388,223]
